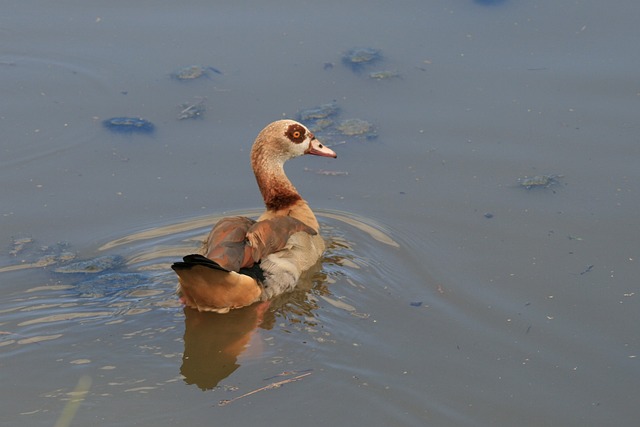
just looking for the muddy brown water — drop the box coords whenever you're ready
[1,1,639,426]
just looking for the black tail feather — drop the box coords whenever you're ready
[171,254,265,285]
[171,254,231,272]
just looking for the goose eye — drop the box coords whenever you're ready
[286,124,306,144]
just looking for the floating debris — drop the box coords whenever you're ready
[307,118,335,133]
[475,0,507,5]
[304,168,349,176]
[368,70,400,80]
[53,255,124,274]
[171,65,221,81]
[218,371,313,406]
[296,102,340,133]
[295,102,378,142]
[297,102,339,122]
[579,265,594,275]
[342,47,382,72]
[1,240,76,273]
[103,117,155,134]
[518,174,562,189]
[9,236,34,257]
[336,118,377,139]
[178,97,206,120]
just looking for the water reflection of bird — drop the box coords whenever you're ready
[181,302,270,390]
[172,120,337,313]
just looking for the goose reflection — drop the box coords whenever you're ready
[181,301,271,390]
[180,261,327,390]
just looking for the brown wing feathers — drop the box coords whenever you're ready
[245,217,317,264]
[204,216,256,271]
[174,216,317,274]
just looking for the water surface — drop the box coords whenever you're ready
[1,0,639,425]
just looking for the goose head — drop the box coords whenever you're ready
[252,120,337,165]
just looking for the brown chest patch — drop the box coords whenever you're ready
[265,192,302,211]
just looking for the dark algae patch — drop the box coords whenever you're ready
[518,174,563,190]
[103,117,155,134]
[342,47,382,72]
[171,65,222,81]
[474,0,507,5]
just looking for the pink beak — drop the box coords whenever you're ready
[305,138,337,158]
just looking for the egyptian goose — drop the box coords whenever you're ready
[171,120,337,313]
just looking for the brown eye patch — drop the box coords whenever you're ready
[285,123,306,144]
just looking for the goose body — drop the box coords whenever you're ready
[171,120,337,312]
